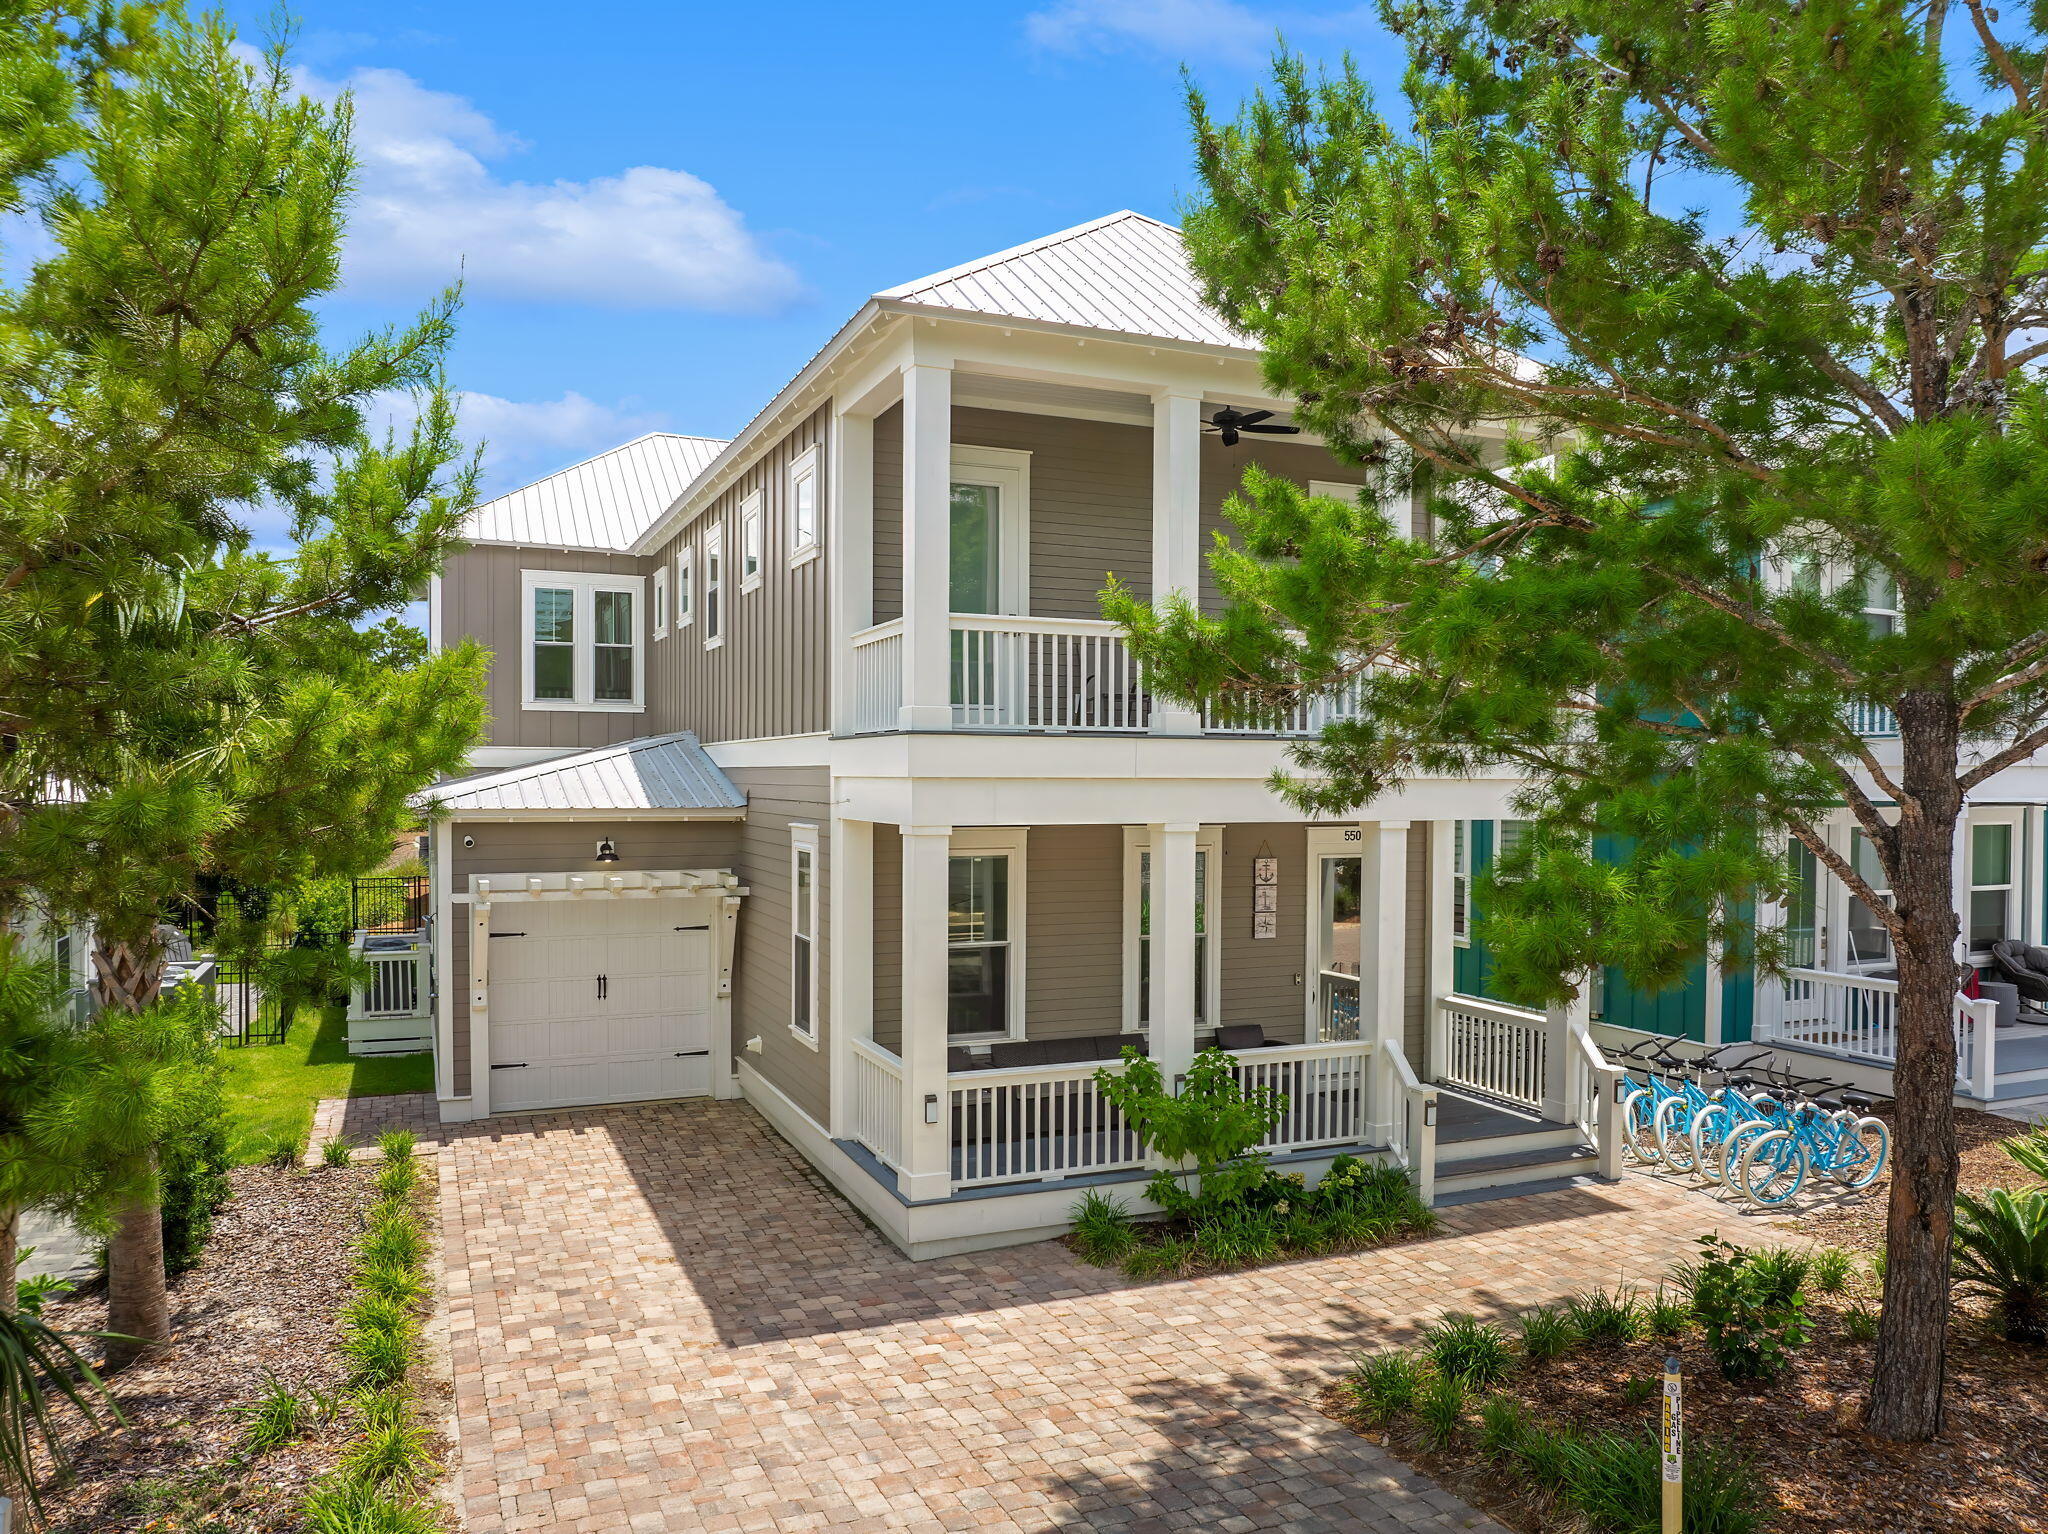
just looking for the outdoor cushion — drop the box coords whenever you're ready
[989,1040,1051,1069]
[946,1046,979,1073]
[1213,1024,1273,1051]
[2027,944,2048,974]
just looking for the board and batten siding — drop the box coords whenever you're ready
[441,545,649,752]
[445,818,746,1098]
[645,406,831,744]
[721,766,832,1124]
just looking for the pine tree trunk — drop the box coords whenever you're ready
[104,1154,167,1370]
[0,1204,17,1314]
[1866,696,1961,1441]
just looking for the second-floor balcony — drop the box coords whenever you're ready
[847,612,1366,737]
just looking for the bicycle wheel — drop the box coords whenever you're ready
[1689,1103,1739,1186]
[1830,1115,1889,1190]
[1655,1096,1700,1174]
[1738,1129,1810,1208]
[1716,1117,1772,1186]
[1622,1090,1663,1163]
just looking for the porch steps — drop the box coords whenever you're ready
[1431,1087,1603,1200]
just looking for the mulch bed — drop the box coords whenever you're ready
[1320,1106,2048,1534]
[36,1163,382,1533]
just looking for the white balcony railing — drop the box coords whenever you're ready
[1754,967,1999,1097]
[1231,1039,1378,1153]
[950,614,1149,732]
[847,619,905,734]
[1203,674,1368,736]
[1849,700,1899,738]
[848,1037,905,1171]
[1437,994,1552,1113]
[949,1055,1146,1188]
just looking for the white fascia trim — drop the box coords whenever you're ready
[702,733,833,769]
[880,299,1261,366]
[441,807,747,825]
[462,745,585,771]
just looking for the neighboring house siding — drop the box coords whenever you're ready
[442,545,648,752]
[445,818,746,1098]
[1221,824,1309,1045]
[646,406,831,745]
[723,766,832,1124]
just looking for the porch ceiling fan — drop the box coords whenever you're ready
[1205,405,1301,447]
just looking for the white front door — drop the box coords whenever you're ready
[487,896,716,1112]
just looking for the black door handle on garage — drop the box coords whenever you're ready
[674,1049,709,1058]
[596,973,608,1000]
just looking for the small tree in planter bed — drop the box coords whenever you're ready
[1095,1046,1285,1222]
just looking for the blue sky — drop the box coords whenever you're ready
[234,1,1407,499]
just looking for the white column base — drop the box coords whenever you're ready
[1149,706,1202,736]
[898,703,953,731]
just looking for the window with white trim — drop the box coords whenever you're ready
[739,491,763,592]
[1122,827,1222,1032]
[788,445,819,563]
[1309,479,1365,505]
[1969,821,2015,951]
[947,829,1026,1039]
[1862,570,1902,638]
[1451,821,1470,946]
[791,823,819,1042]
[520,571,643,711]
[652,565,669,639]
[676,547,694,628]
[704,523,724,647]
[1847,828,1893,965]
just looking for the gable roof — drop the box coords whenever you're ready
[465,432,728,551]
[428,732,746,816]
[877,210,1253,352]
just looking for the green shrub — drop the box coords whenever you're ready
[1748,1247,1810,1303]
[1413,1372,1468,1449]
[1683,1235,1810,1384]
[1477,1394,1529,1460]
[1096,1047,1285,1220]
[342,1327,411,1392]
[343,1293,416,1338]
[14,1269,74,1317]
[302,1473,443,1534]
[240,1375,309,1452]
[1951,1187,2048,1344]
[1419,1312,1516,1387]
[1277,1208,1333,1254]
[321,1137,354,1168]
[1325,1207,1398,1249]
[1619,1374,1658,1409]
[1518,1305,1576,1362]
[375,1158,422,1200]
[161,1109,233,1277]
[1122,1236,1195,1280]
[1068,1191,1138,1266]
[1842,1303,1879,1343]
[1644,1288,1691,1339]
[264,1130,303,1170]
[359,1210,427,1271]
[1809,1246,1853,1295]
[1512,1422,1575,1490]
[2002,1122,2048,1184]
[1316,1155,1431,1225]
[1193,1211,1284,1268]
[356,1261,430,1308]
[377,1129,418,1163]
[1559,1428,1774,1534]
[355,1387,412,1435]
[343,1412,432,1485]
[1565,1288,1643,1347]
[1350,1350,1420,1421]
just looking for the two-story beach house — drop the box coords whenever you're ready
[424,212,2048,1260]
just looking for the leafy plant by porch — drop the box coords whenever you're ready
[222,1006,433,1166]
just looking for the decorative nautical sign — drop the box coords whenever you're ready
[1252,846,1279,939]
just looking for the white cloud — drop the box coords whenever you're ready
[302,63,799,312]
[369,388,669,500]
[1025,1,1375,64]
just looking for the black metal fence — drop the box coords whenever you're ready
[352,876,430,934]
[212,949,290,1047]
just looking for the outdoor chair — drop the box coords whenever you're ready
[1988,940,2048,1020]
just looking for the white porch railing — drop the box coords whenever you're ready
[1849,700,1899,737]
[949,1056,1147,1188]
[1567,1026,1626,1180]
[1385,1041,1438,1206]
[950,614,1150,732]
[1201,674,1368,736]
[848,1037,906,1171]
[1230,1040,1378,1152]
[1437,994,1551,1112]
[847,618,904,734]
[1319,971,1361,1041]
[1754,967,1999,1097]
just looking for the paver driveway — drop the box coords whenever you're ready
[438,1099,1732,1533]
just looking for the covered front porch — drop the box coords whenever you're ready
[823,815,1622,1209]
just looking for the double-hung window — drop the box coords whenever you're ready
[652,565,669,640]
[522,571,643,710]
[790,824,819,1043]
[704,523,724,647]
[1847,829,1894,965]
[1785,839,1819,968]
[948,848,1015,1037]
[1451,821,1471,945]
[1123,828,1221,1031]
[676,547,694,628]
[789,445,819,563]
[1862,571,1902,638]
[739,491,764,592]
[1969,821,2015,951]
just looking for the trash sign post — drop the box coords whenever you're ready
[1661,1355,1683,1533]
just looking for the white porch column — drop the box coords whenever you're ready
[829,410,876,736]
[1361,821,1409,1144]
[827,816,874,1138]
[898,824,953,1200]
[1149,386,1205,736]
[1426,819,1456,1082]
[1148,822,1201,1082]
[900,363,954,731]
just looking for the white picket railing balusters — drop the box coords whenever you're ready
[949,1057,1145,1187]
[1436,995,1551,1112]
[847,619,904,734]
[1201,674,1369,736]
[848,1038,906,1171]
[1228,1040,1378,1152]
[1754,967,1998,1094]
[948,614,1150,732]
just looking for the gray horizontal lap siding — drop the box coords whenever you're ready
[446,819,746,1098]
[646,406,831,744]
[1221,824,1309,1045]
[1199,436,1379,614]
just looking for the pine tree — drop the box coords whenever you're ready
[1117,2,2048,1439]
[0,7,488,1358]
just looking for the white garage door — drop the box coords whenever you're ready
[486,897,716,1112]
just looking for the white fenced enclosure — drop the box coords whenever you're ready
[346,931,433,1056]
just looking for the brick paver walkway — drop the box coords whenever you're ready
[312,1092,448,1160]
[438,1099,1734,1534]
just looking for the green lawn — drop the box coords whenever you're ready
[220,1004,434,1163]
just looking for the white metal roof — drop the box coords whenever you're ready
[464,432,728,551]
[429,732,746,815]
[878,210,1255,352]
